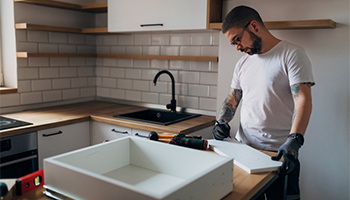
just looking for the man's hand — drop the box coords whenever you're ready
[212,119,231,140]
[271,133,304,176]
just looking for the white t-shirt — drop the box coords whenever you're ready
[231,41,314,151]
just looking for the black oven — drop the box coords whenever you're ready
[0,123,38,178]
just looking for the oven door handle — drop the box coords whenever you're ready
[0,155,37,168]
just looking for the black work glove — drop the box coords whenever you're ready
[271,133,304,176]
[212,119,231,140]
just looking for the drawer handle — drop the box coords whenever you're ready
[134,133,147,138]
[43,131,63,137]
[111,129,128,134]
[140,23,163,27]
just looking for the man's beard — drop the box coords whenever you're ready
[242,30,262,55]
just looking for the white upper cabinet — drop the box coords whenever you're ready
[108,0,207,32]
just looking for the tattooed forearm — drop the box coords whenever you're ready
[219,89,243,122]
[291,82,314,97]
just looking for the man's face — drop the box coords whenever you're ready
[224,26,262,55]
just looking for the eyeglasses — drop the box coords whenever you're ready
[230,21,252,46]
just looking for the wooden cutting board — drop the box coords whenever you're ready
[208,139,282,174]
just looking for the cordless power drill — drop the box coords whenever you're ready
[169,133,208,150]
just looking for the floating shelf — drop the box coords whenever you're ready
[14,0,107,13]
[15,23,108,34]
[208,19,336,30]
[16,52,219,63]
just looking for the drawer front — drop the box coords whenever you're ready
[91,122,131,145]
[131,129,152,140]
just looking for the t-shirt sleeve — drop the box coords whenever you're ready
[287,48,315,86]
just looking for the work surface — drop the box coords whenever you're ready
[13,150,277,200]
[0,101,215,138]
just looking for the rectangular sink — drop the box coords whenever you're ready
[113,109,201,126]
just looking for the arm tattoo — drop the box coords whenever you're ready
[219,89,243,122]
[291,82,314,98]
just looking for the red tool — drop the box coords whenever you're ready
[16,169,44,195]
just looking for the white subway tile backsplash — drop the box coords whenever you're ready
[200,72,218,85]
[69,58,86,66]
[141,69,158,80]
[141,92,158,103]
[110,46,126,54]
[0,93,20,107]
[88,77,96,87]
[20,92,42,105]
[179,71,200,84]
[18,68,39,80]
[110,68,125,78]
[134,34,151,45]
[125,90,141,101]
[49,32,68,44]
[50,58,69,66]
[80,87,96,97]
[102,58,117,67]
[16,30,27,42]
[161,46,179,56]
[178,96,199,109]
[59,67,77,78]
[201,46,219,56]
[110,88,125,99]
[95,67,110,77]
[96,46,110,54]
[118,35,133,45]
[133,80,149,91]
[71,77,88,88]
[53,79,71,89]
[97,87,110,98]
[17,59,28,67]
[32,79,52,91]
[188,84,210,97]
[29,58,49,67]
[40,68,59,79]
[103,35,119,45]
[152,34,170,45]
[68,34,85,45]
[78,67,94,77]
[27,31,48,42]
[16,42,38,52]
[150,81,167,93]
[59,44,77,53]
[126,46,142,55]
[171,83,188,95]
[43,90,62,102]
[134,60,150,68]
[125,69,142,79]
[77,45,95,54]
[180,46,201,56]
[170,34,190,45]
[169,61,189,70]
[63,89,80,100]
[191,33,212,46]
[142,46,160,55]
[209,86,217,98]
[85,35,97,45]
[117,79,132,89]
[150,60,168,69]
[199,98,216,111]
[117,59,132,68]
[102,77,117,88]
[189,62,211,71]
[18,80,31,93]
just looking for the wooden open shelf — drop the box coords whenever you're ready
[16,52,219,63]
[15,23,108,34]
[208,19,336,30]
[14,0,107,13]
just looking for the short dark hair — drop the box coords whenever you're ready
[222,6,264,33]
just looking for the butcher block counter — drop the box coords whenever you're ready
[0,101,215,138]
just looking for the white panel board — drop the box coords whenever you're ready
[208,139,282,174]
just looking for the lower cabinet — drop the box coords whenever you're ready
[91,121,131,145]
[37,121,90,169]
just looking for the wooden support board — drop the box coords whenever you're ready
[208,139,282,174]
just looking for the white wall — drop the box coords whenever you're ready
[217,0,350,199]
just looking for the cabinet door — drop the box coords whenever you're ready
[108,0,207,32]
[37,121,90,169]
[131,128,152,140]
[91,121,131,145]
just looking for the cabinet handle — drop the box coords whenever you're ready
[140,23,163,27]
[111,129,128,134]
[43,131,63,137]
[134,133,148,138]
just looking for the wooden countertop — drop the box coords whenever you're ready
[0,101,215,138]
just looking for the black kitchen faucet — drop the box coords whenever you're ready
[153,70,176,112]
